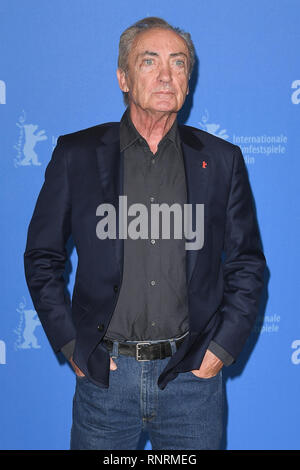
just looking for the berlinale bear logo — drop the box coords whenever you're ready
[198,109,229,140]
[14,110,47,167]
[14,297,41,350]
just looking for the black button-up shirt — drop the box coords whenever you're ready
[104,109,189,341]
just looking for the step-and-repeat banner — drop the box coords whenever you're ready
[0,0,299,450]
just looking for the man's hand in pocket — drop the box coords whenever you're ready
[70,356,118,376]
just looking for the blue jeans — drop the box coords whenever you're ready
[70,338,223,450]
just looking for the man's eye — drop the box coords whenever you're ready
[143,59,154,65]
[175,60,185,66]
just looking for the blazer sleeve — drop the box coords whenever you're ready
[23,137,76,353]
[211,145,266,360]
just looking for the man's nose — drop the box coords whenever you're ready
[158,63,172,83]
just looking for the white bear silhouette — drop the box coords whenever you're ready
[18,309,41,349]
[19,124,47,166]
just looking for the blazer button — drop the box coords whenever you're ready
[113,284,118,293]
[97,323,104,332]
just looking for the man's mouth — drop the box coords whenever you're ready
[153,91,174,95]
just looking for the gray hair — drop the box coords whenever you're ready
[118,17,195,106]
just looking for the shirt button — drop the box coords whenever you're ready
[150,197,155,203]
[151,158,155,164]
[97,324,104,332]
[150,239,156,245]
[150,280,156,286]
[151,322,156,327]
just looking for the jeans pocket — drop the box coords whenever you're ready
[188,369,222,381]
[76,374,88,382]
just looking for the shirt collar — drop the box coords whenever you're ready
[120,107,179,152]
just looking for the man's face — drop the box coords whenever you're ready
[117,28,190,114]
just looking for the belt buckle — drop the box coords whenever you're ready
[136,342,151,361]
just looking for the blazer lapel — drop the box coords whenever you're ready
[179,125,211,285]
[96,124,124,278]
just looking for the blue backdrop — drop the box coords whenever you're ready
[1,0,299,451]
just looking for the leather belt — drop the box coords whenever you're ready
[102,334,187,361]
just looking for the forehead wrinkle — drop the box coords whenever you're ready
[137,50,188,60]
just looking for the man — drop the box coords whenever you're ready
[24,17,266,450]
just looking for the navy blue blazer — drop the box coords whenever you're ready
[24,121,266,390]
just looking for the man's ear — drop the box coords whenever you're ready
[116,68,129,92]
